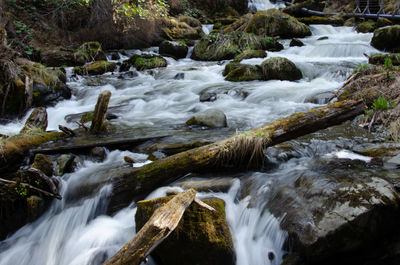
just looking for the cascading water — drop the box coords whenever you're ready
[248,0,280,11]
[0,3,382,263]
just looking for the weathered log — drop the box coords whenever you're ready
[26,168,61,198]
[0,131,62,172]
[108,100,365,213]
[103,189,197,265]
[58,125,76,136]
[20,107,48,134]
[0,177,61,199]
[90,90,111,133]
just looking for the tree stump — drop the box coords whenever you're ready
[90,90,111,133]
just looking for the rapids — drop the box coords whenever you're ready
[0,2,384,265]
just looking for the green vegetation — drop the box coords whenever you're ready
[352,63,371,75]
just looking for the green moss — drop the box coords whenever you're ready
[261,57,302,81]
[124,54,167,71]
[74,61,116,75]
[356,20,376,33]
[369,53,400,66]
[225,64,264,82]
[233,49,266,62]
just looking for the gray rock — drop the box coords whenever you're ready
[89,147,107,162]
[55,154,82,176]
[199,92,217,102]
[174,73,185,80]
[177,178,236,193]
[290,38,304,47]
[186,108,228,128]
[261,57,302,81]
[159,40,189,59]
[387,154,400,167]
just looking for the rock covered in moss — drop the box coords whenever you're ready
[121,54,167,71]
[192,32,282,61]
[20,107,48,134]
[369,53,400,66]
[261,57,302,81]
[223,62,241,76]
[244,9,311,39]
[159,40,188,59]
[55,154,81,176]
[225,64,263,82]
[40,41,106,67]
[162,17,204,40]
[298,16,344,26]
[234,49,266,62]
[371,25,400,52]
[356,20,376,33]
[186,108,227,128]
[178,15,202,28]
[268,174,400,262]
[32,153,53,177]
[136,196,235,265]
[73,61,116,75]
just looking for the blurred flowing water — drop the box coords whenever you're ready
[0,5,382,265]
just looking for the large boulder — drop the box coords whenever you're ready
[191,32,282,61]
[268,174,400,262]
[244,9,311,39]
[120,54,167,71]
[225,64,264,82]
[136,196,235,265]
[159,40,188,59]
[261,57,302,81]
[73,61,116,75]
[371,25,400,52]
[186,108,228,128]
[31,153,53,177]
[234,49,266,62]
[162,18,204,41]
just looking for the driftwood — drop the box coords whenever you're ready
[108,100,365,213]
[0,177,61,199]
[26,168,61,198]
[59,125,76,136]
[103,189,197,265]
[90,90,111,133]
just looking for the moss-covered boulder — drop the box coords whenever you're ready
[298,16,344,26]
[371,25,400,52]
[136,196,235,265]
[261,57,302,81]
[121,54,167,71]
[159,40,188,59]
[356,20,376,33]
[244,9,311,39]
[32,153,53,177]
[178,15,202,28]
[0,62,71,118]
[268,174,400,262]
[223,62,241,76]
[191,32,282,61]
[225,64,263,81]
[186,108,228,128]
[369,53,400,66]
[162,17,204,41]
[40,41,106,67]
[234,49,266,62]
[73,61,116,75]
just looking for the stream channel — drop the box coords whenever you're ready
[0,0,393,264]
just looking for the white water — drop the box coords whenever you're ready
[248,0,282,11]
[0,9,380,265]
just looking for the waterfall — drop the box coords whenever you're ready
[248,0,279,11]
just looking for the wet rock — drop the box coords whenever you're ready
[89,147,107,162]
[55,154,81,176]
[233,49,266,62]
[244,9,311,39]
[159,40,188,59]
[64,110,118,123]
[118,71,139,79]
[124,156,135,164]
[136,196,235,265]
[20,107,48,133]
[225,64,264,82]
[73,61,116,76]
[173,72,185,80]
[121,54,167,71]
[110,52,121,60]
[317,36,328,41]
[387,154,400,167]
[356,20,376,33]
[298,16,344,26]
[26,195,45,222]
[290,38,304,47]
[268,174,400,262]
[186,108,228,128]
[177,178,235,192]
[191,32,282,61]
[32,153,53,177]
[199,91,217,102]
[304,91,334,104]
[369,53,400,66]
[261,57,302,81]
[371,25,400,52]
[223,62,241,76]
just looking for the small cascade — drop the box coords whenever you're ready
[202,24,214,35]
[248,0,278,11]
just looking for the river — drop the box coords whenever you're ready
[0,0,382,264]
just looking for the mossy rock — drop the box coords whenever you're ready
[369,53,400,66]
[356,20,376,33]
[191,32,282,61]
[136,196,235,265]
[225,64,264,81]
[244,9,311,39]
[162,18,204,40]
[32,153,53,177]
[371,25,400,52]
[298,16,344,26]
[159,40,189,59]
[261,57,303,81]
[178,15,202,28]
[223,62,242,76]
[73,61,116,75]
[78,41,107,61]
[234,49,266,62]
[121,54,167,71]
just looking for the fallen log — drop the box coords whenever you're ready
[108,100,365,213]
[103,189,197,265]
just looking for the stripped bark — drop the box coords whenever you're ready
[103,189,197,265]
[108,100,365,213]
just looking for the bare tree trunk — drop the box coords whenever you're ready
[103,189,197,265]
[107,100,365,214]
